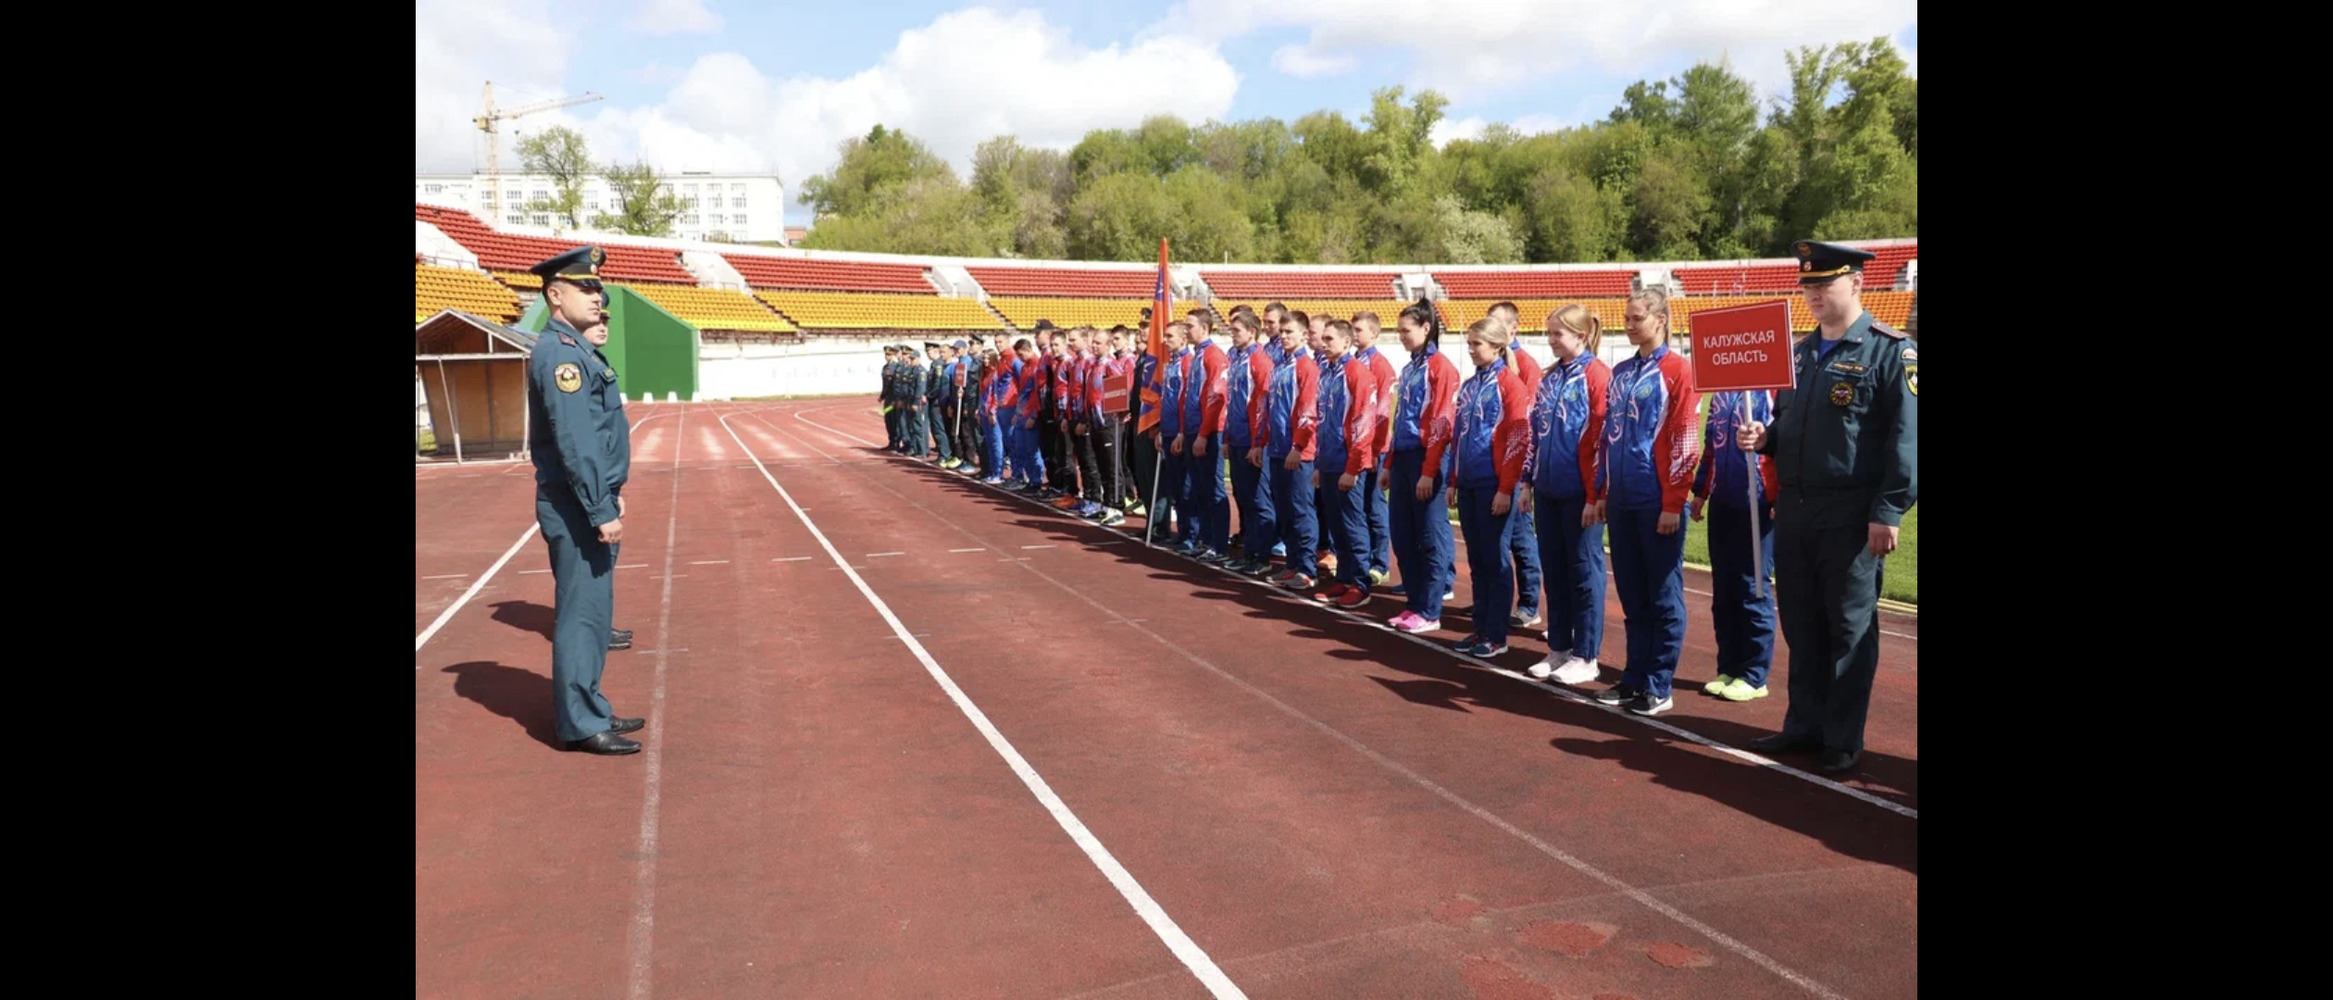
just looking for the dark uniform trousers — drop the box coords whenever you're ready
[1773,492,1883,754]
[951,380,980,466]
[1129,426,1159,508]
[881,365,895,449]
[528,320,630,744]
[1764,311,1916,758]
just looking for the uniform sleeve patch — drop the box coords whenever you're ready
[1905,362,1917,396]
[555,362,583,393]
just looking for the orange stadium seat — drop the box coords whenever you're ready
[1201,270,1401,299]
[966,266,1154,298]
[1434,270,1635,298]
[726,255,935,293]
[415,204,694,283]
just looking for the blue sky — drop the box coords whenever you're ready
[418,1,1918,228]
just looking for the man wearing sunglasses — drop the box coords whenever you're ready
[525,246,645,756]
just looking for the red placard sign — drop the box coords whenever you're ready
[1101,366,1131,413]
[1689,300,1796,392]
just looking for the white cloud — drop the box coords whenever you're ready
[414,0,574,174]
[1271,43,1355,78]
[1429,112,1578,149]
[457,8,1239,223]
[1151,0,1915,107]
[628,0,722,35]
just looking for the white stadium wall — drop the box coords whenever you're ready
[689,335,1639,401]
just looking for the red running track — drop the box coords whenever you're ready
[416,396,1917,1000]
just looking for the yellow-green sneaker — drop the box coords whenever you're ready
[1702,674,1735,695]
[1719,678,1768,702]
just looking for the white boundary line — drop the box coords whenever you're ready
[415,409,678,658]
[764,408,1851,1000]
[720,411,1247,1000]
[416,527,535,653]
[789,403,1915,821]
[626,408,688,1000]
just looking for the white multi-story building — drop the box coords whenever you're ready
[414,171,785,244]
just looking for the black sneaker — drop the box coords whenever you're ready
[1624,692,1673,717]
[1593,685,1637,706]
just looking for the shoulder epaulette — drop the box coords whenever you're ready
[556,331,578,347]
[1872,321,1907,340]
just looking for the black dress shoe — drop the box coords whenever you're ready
[1750,732,1820,753]
[612,628,634,642]
[565,731,641,755]
[1816,750,1861,774]
[609,716,645,735]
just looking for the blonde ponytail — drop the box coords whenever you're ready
[1466,318,1514,365]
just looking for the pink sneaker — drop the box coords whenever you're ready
[1388,610,1420,629]
[1395,614,1440,634]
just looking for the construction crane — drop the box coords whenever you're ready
[474,81,604,221]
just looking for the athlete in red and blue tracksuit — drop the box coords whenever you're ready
[1691,389,1779,698]
[1013,351,1049,489]
[1451,344,1532,656]
[1313,340,1383,605]
[980,361,1011,483]
[1356,339,1397,581]
[1263,330,1322,586]
[1226,325,1276,572]
[1594,339,1699,712]
[1081,345,1127,518]
[1186,331,1233,559]
[1521,346,1612,674]
[1504,347,1546,628]
[1386,307,1460,630]
[1159,343,1191,547]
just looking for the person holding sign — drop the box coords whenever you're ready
[1591,288,1700,716]
[1691,384,1780,702]
[1736,240,1918,775]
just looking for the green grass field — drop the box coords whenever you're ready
[1446,498,1917,605]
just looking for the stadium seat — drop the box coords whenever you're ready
[756,291,1005,330]
[618,283,800,334]
[726,255,935,293]
[966,266,1154,298]
[1200,270,1401,299]
[1433,270,1635,298]
[416,262,522,323]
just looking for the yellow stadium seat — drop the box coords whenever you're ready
[615,283,800,334]
[416,263,522,322]
[755,291,1006,331]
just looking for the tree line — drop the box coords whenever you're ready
[798,37,1914,266]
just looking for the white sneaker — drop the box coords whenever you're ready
[1553,656,1601,685]
[1527,649,1570,680]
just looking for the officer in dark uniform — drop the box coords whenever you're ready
[923,341,955,465]
[881,345,901,450]
[901,348,929,458]
[953,337,982,469]
[525,245,644,756]
[1738,240,1917,774]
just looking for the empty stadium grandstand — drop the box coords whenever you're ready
[414,200,1915,400]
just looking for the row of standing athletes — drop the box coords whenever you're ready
[884,295,1782,723]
